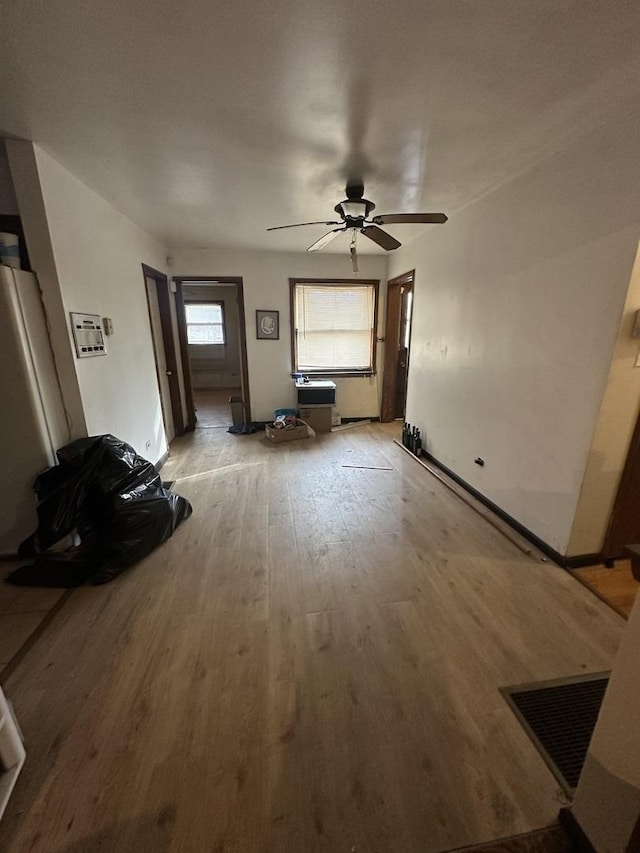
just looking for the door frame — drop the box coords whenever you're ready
[141,264,185,437]
[602,405,640,559]
[173,276,252,430]
[380,270,415,423]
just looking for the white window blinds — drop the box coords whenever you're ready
[294,283,375,372]
[186,303,225,345]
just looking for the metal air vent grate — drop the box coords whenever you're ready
[502,673,609,793]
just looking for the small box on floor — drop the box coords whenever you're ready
[265,423,309,442]
[299,406,332,433]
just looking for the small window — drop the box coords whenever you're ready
[290,279,379,375]
[185,302,225,345]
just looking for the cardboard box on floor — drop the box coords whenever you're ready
[299,406,332,433]
[265,423,309,442]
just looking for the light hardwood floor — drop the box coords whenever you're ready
[573,560,639,619]
[0,424,624,852]
[193,387,241,428]
[0,561,67,677]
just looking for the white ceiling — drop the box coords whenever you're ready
[1,0,639,253]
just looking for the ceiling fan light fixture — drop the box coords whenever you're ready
[266,183,447,258]
[335,197,375,220]
[342,200,366,217]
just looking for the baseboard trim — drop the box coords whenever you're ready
[418,451,602,569]
[558,808,597,852]
[420,451,569,565]
[155,449,170,471]
[563,553,604,569]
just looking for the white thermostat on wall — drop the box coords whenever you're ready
[70,312,107,357]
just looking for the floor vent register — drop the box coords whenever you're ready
[502,673,609,793]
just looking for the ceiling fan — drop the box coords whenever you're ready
[267,182,447,271]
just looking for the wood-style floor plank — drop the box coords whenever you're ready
[573,560,639,619]
[192,386,241,428]
[0,423,624,852]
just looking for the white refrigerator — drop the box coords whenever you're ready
[0,265,68,556]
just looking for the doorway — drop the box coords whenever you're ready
[142,264,184,442]
[174,277,251,430]
[380,270,415,423]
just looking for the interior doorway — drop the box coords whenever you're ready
[142,264,184,443]
[381,270,415,422]
[174,277,251,430]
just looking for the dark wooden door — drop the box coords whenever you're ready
[603,407,640,559]
[394,346,409,418]
[381,271,414,422]
[141,264,185,438]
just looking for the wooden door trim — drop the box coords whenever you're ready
[174,281,196,431]
[380,270,415,423]
[288,278,380,377]
[602,405,640,558]
[173,276,252,427]
[141,264,185,437]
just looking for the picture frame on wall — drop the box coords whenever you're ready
[256,309,279,340]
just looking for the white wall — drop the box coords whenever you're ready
[170,249,389,421]
[388,104,640,555]
[14,144,170,465]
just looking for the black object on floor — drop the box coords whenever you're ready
[502,673,610,793]
[227,423,257,435]
[8,434,192,587]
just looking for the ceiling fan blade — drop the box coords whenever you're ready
[361,225,401,251]
[266,220,341,231]
[307,228,345,252]
[372,213,448,225]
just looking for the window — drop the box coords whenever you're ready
[185,302,225,345]
[290,279,379,375]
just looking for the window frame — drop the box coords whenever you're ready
[184,300,227,346]
[289,278,380,377]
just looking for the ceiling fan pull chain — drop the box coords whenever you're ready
[350,231,359,274]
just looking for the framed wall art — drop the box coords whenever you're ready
[256,309,279,340]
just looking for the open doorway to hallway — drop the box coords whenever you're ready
[174,277,251,432]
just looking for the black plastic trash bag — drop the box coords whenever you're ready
[8,434,192,587]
